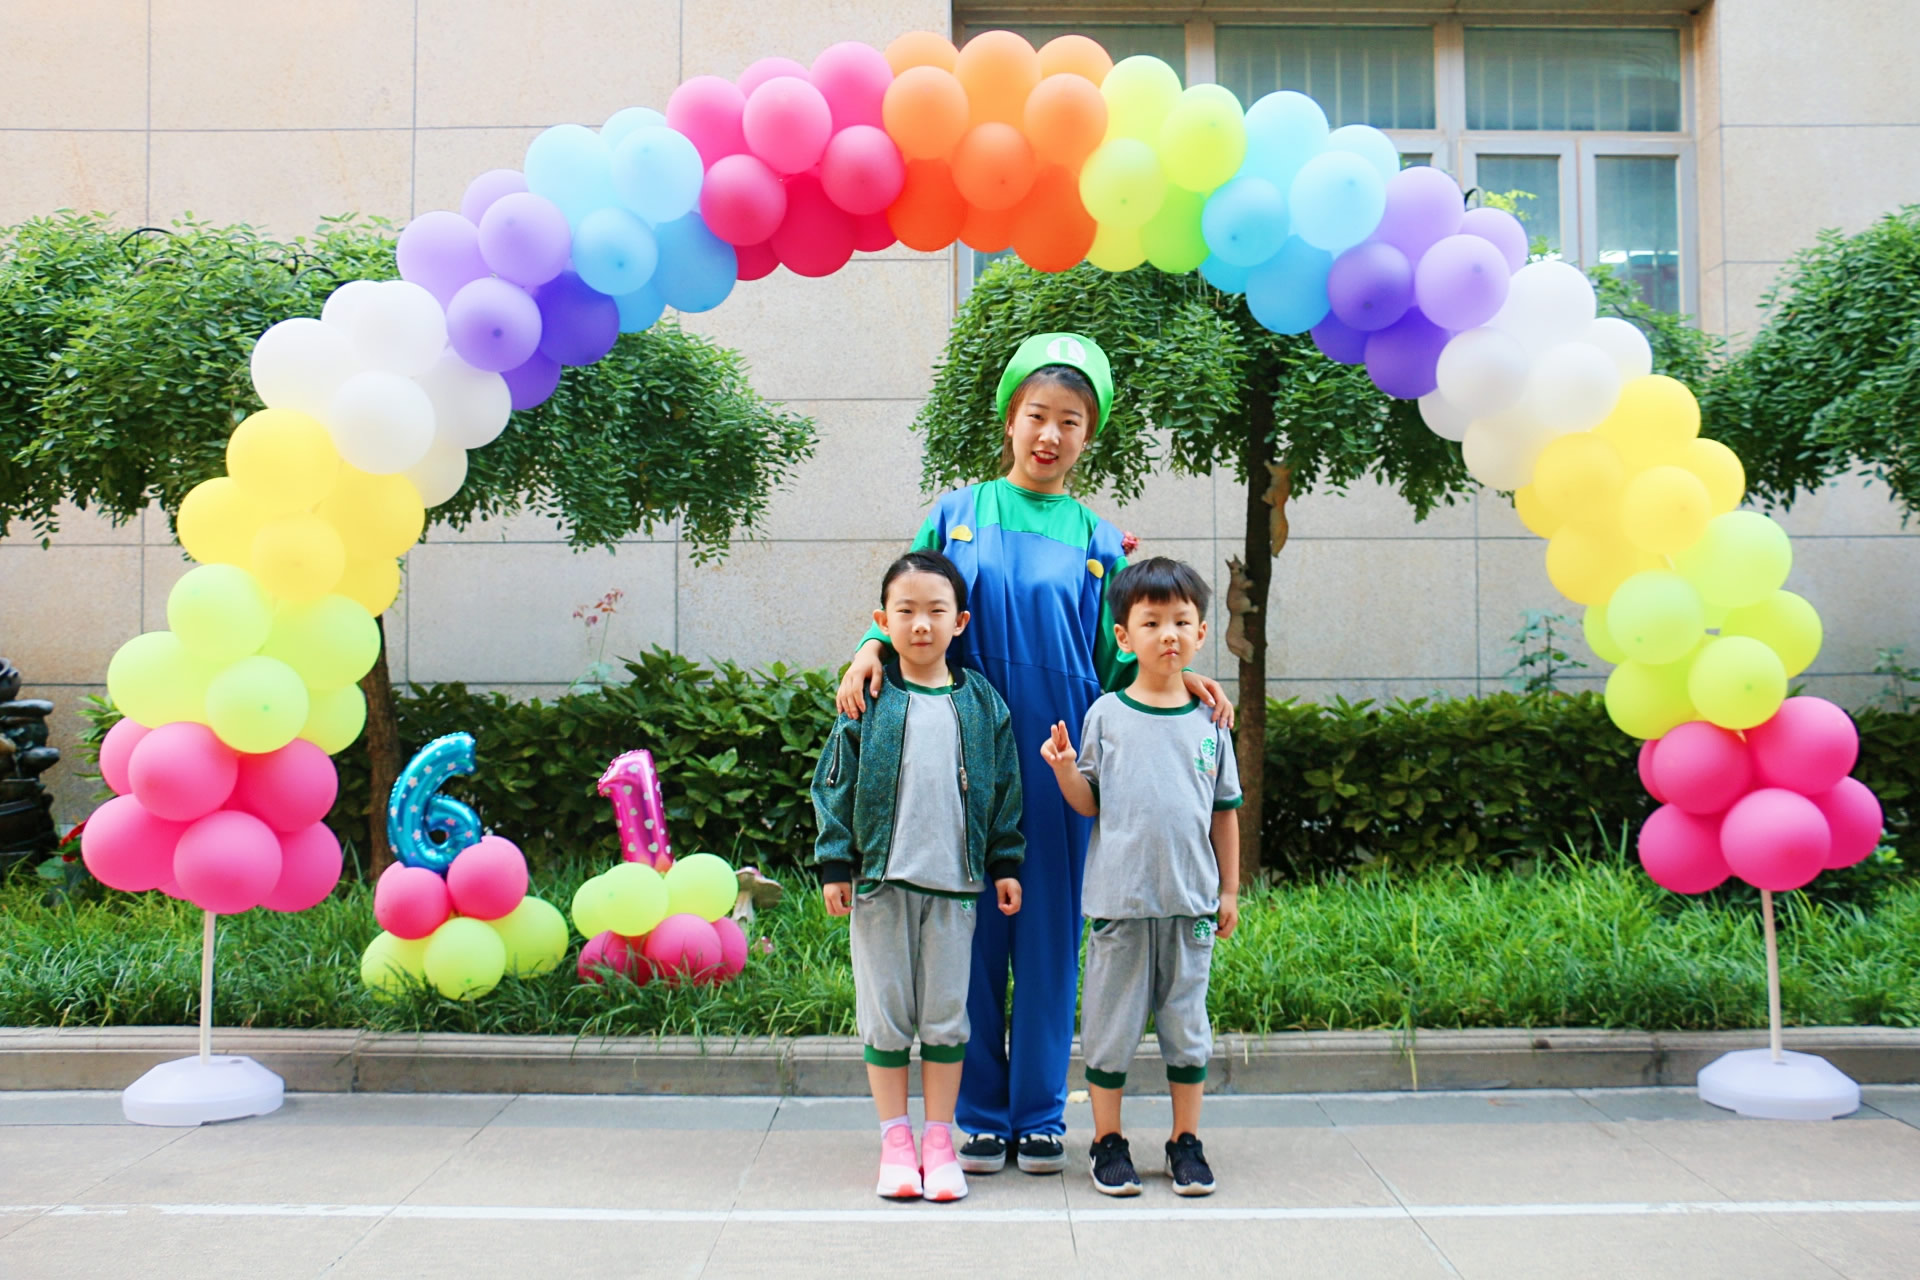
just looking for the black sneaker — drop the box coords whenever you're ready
[1088,1133,1141,1196]
[957,1133,1007,1174]
[1016,1133,1067,1174]
[1165,1132,1215,1196]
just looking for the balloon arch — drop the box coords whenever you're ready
[85,30,1880,930]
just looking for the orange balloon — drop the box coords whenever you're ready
[1038,34,1113,85]
[882,66,970,160]
[887,161,967,251]
[886,31,957,73]
[1024,73,1107,170]
[952,123,1037,212]
[960,201,1017,254]
[1012,166,1096,272]
[955,29,1042,126]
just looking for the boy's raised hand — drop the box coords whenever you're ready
[995,877,1022,916]
[1039,720,1077,771]
[822,882,852,916]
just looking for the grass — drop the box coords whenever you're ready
[6,854,1920,1038]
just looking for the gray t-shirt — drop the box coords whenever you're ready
[884,686,979,894]
[1077,692,1242,919]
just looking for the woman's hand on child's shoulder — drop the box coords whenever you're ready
[822,882,853,916]
[835,641,886,719]
[1183,671,1236,728]
[995,878,1022,916]
[1039,721,1077,771]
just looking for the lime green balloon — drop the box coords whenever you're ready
[1140,185,1208,273]
[423,916,507,1000]
[1721,590,1822,678]
[1604,651,1698,740]
[1102,55,1183,141]
[1672,511,1792,609]
[166,564,272,663]
[1079,138,1166,229]
[1582,602,1626,666]
[261,594,380,690]
[361,930,429,998]
[107,631,217,727]
[1606,570,1705,666]
[204,654,310,753]
[300,683,367,754]
[1687,634,1787,731]
[1158,84,1246,192]
[488,896,570,977]
[602,861,671,937]
[666,852,739,923]
[571,872,618,939]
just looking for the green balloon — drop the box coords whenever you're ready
[1141,186,1209,273]
[361,931,429,998]
[167,564,272,663]
[1606,570,1705,666]
[666,853,739,923]
[1604,651,1698,740]
[262,594,380,691]
[205,655,310,753]
[1673,511,1792,609]
[602,861,671,937]
[1722,590,1822,678]
[1687,634,1787,731]
[106,630,216,727]
[423,917,507,1000]
[1582,602,1626,665]
[1079,138,1166,228]
[1158,84,1247,192]
[489,897,570,977]
[571,872,618,939]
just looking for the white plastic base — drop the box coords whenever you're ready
[121,1055,285,1127]
[1697,1048,1861,1121]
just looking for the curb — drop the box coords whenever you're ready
[6,1026,1920,1096]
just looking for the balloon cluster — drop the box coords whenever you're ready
[572,853,750,987]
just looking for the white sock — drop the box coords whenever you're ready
[880,1114,911,1136]
[922,1119,953,1141]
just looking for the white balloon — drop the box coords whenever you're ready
[250,317,359,419]
[415,351,512,450]
[1488,260,1596,353]
[326,371,436,474]
[406,440,470,507]
[1436,326,1531,419]
[1586,316,1654,382]
[338,281,448,378]
[1418,391,1472,442]
[320,279,382,330]
[1525,341,1622,432]
[1462,416,1552,491]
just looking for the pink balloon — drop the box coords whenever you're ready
[446,834,530,921]
[738,56,810,97]
[1637,804,1730,895]
[811,42,895,131]
[1721,788,1831,892]
[770,174,856,279]
[262,821,344,912]
[578,930,652,985]
[230,740,339,833]
[1746,697,1859,795]
[128,722,239,822]
[820,125,906,216]
[667,75,747,168]
[374,862,454,940]
[710,916,749,981]
[642,913,723,985]
[699,153,789,247]
[743,78,833,175]
[99,717,150,796]
[1811,777,1884,869]
[80,795,187,892]
[1637,738,1666,804]
[736,240,779,281]
[174,809,283,914]
[1459,207,1529,272]
[853,212,896,254]
[1650,721,1752,816]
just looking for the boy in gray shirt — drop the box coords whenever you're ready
[1041,557,1241,1198]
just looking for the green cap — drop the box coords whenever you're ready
[994,332,1114,433]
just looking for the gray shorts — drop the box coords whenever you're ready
[1080,916,1215,1087]
[849,882,976,1068]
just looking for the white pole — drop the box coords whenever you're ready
[199,911,216,1065]
[1762,890,1783,1064]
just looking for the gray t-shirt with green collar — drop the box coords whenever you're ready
[882,684,980,895]
[1077,691,1242,919]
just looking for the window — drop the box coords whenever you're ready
[1465,28,1681,133]
[1474,154,1566,255]
[1593,153,1682,313]
[1216,26,1435,130]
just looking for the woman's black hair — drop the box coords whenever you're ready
[1006,364,1099,425]
[881,549,968,613]
[1108,556,1211,628]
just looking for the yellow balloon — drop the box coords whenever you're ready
[262,595,380,690]
[205,654,310,753]
[602,862,671,936]
[666,852,741,922]
[106,631,215,727]
[1620,464,1712,556]
[226,408,341,513]
[1545,524,1639,605]
[487,897,571,977]
[1513,486,1562,539]
[318,468,426,562]
[423,917,507,1000]
[176,477,273,567]
[1604,647,1699,740]
[336,557,403,616]
[166,564,273,664]
[1079,138,1166,229]
[1087,221,1146,271]
[1595,374,1700,469]
[1680,437,1745,514]
[300,683,367,754]
[1672,510,1792,609]
[1688,635,1787,731]
[1101,54,1183,141]
[1532,432,1627,528]
[1158,84,1246,192]
[252,513,347,601]
[1722,590,1823,678]
[571,873,619,939]
[361,931,429,998]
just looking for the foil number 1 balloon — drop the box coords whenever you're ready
[389,732,484,874]
[599,749,673,871]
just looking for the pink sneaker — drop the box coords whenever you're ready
[876,1124,922,1200]
[920,1124,969,1202]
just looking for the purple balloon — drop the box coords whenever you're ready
[1413,233,1512,332]
[478,192,572,288]
[502,351,562,411]
[534,271,619,367]
[1460,207,1529,272]
[397,211,488,306]
[1372,166,1465,262]
[445,277,542,373]
[1364,309,1449,400]
[461,169,530,225]
[1327,241,1413,333]
[1311,314,1369,365]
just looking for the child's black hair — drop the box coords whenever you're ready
[881,549,968,613]
[1006,364,1100,426]
[1108,556,1210,628]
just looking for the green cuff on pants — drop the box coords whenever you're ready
[1165,1064,1208,1085]
[1085,1067,1128,1089]
[919,1042,967,1064]
[864,1046,911,1068]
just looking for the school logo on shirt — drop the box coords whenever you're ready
[1195,734,1217,776]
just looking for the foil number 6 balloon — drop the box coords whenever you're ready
[389,732,484,874]
[598,749,673,871]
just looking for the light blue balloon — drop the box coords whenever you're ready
[616,282,666,333]
[651,214,737,313]
[1242,91,1329,193]
[524,124,617,226]
[1327,124,1401,183]
[1200,254,1253,295]
[1288,151,1387,254]
[612,126,705,226]
[573,207,660,297]
[388,733,482,875]
[1245,237,1333,335]
[601,106,667,151]
[1202,175,1288,268]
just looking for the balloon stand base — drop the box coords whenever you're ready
[121,1055,285,1127]
[1697,1048,1860,1121]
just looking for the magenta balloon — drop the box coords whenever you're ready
[579,930,652,985]
[533,271,619,367]
[1363,308,1449,399]
[710,916,749,980]
[811,41,895,131]
[1637,738,1666,803]
[502,350,562,410]
[1812,777,1883,869]
[460,169,529,225]
[771,175,857,279]
[736,240,779,281]
[1460,207,1529,273]
[642,912,724,984]
[1310,314,1368,365]
[99,717,149,797]
[1720,788,1831,892]
[397,210,488,306]
[1373,166,1464,262]
[853,212,896,253]
[446,277,543,373]
[128,722,239,823]
[174,809,283,914]
[1649,721,1752,816]
[80,794,187,893]
[1327,241,1414,332]
[1414,233,1511,332]
[374,861,453,940]
[477,192,571,288]
[820,125,907,216]
[230,739,339,834]
[262,821,344,912]
[1637,804,1730,895]
[1746,696,1859,794]
[739,56,811,97]
[447,834,530,921]
[699,153,788,245]
[667,75,747,168]
[743,77,834,175]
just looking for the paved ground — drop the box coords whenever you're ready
[4,1087,1920,1278]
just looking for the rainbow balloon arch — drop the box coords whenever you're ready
[81,30,1876,1121]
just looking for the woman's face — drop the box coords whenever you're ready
[1004,384,1093,493]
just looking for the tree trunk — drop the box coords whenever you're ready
[1227,387,1284,883]
[358,615,401,878]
